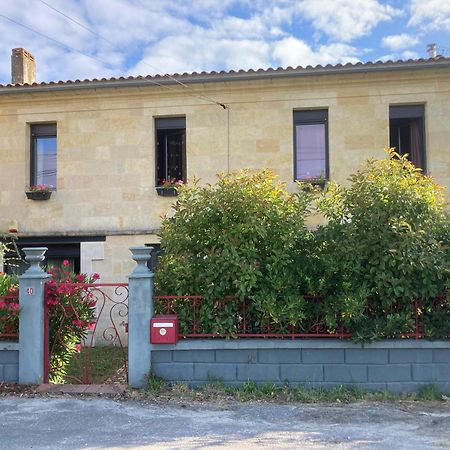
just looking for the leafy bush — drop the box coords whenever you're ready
[0,272,18,296]
[317,149,450,340]
[156,169,312,334]
[46,262,99,382]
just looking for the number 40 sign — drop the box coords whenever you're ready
[26,287,34,295]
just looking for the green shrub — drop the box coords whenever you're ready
[0,272,18,297]
[317,149,450,340]
[156,169,312,334]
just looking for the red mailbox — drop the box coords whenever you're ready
[150,315,179,344]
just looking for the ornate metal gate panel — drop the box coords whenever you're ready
[44,283,128,384]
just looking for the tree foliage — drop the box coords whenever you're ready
[317,149,450,340]
[156,169,312,333]
[155,153,449,341]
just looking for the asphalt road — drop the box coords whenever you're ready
[0,397,449,449]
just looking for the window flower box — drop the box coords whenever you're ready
[26,185,53,201]
[297,178,328,192]
[156,186,179,197]
[156,178,184,197]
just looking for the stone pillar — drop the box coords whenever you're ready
[18,248,51,384]
[128,246,154,388]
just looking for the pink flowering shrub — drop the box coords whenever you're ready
[158,177,185,189]
[46,261,100,382]
[29,184,53,193]
[0,273,19,338]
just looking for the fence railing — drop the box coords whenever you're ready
[154,295,353,339]
[154,294,450,340]
[0,292,19,340]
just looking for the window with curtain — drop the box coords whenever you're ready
[30,123,57,188]
[389,105,425,171]
[294,110,328,180]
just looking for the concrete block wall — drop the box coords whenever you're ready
[0,342,19,383]
[151,340,450,393]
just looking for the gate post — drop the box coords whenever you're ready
[128,246,154,388]
[18,247,51,384]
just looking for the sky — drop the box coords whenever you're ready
[1,0,450,85]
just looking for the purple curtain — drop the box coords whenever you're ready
[36,136,57,187]
[409,119,422,169]
[296,123,326,179]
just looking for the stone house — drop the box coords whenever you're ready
[1,48,449,281]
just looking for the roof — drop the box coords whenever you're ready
[1,56,450,94]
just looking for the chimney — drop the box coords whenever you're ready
[427,43,437,58]
[11,48,36,85]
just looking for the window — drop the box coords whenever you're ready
[5,243,79,276]
[294,110,328,180]
[389,105,425,170]
[30,123,57,188]
[3,235,105,276]
[155,117,186,185]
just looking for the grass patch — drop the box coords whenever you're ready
[142,379,449,403]
[417,384,443,401]
[147,374,167,392]
[65,346,127,384]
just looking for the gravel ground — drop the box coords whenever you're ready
[0,396,450,449]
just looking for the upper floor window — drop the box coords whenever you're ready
[155,117,186,186]
[389,105,425,171]
[30,123,57,188]
[294,110,328,180]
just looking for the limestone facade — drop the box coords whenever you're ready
[1,62,449,280]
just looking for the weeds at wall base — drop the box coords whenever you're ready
[144,375,448,403]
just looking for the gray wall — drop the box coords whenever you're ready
[0,342,19,383]
[151,339,450,393]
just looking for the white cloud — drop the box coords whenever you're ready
[374,50,420,63]
[401,50,420,60]
[377,53,396,62]
[296,0,402,42]
[132,33,271,75]
[409,0,450,30]
[0,0,419,85]
[272,37,359,67]
[382,34,418,51]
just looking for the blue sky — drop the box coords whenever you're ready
[1,0,450,84]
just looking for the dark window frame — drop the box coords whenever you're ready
[155,117,186,186]
[30,123,57,188]
[3,235,105,276]
[389,104,426,172]
[293,109,329,181]
[6,243,80,274]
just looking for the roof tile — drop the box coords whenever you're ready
[1,56,450,91]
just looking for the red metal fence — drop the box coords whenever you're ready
[0,292,19,340]
[44,282,129,384]
[154,294,449,340]
[154,295,353,339]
